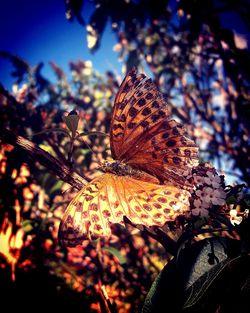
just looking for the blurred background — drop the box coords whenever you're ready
[0,1,250,312]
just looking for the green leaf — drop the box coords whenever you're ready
[103,247,127,265]
[41,173,51,187]
[50,180,64,194]
[22,220,33,232]
[226,195,237,205]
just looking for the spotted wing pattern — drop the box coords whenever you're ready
[110,68,168,158]
[59,173,191,246]
[110,68,199,186]
[126,119,198,186]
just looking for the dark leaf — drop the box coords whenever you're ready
[183,255,250,313]
[0,51,30,83]
[33,62,50,92]
[65,0,85,25]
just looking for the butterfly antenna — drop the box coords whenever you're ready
[77,135,95,155]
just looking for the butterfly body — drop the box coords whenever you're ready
[101,159,160,184]
[59,68,199,246]
[101,159,138,176]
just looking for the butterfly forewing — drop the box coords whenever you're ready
[59,173,191,245]
[126,119,198,184]
[110,69,199,187]
[110,68,169,158]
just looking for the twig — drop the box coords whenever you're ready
[0,126,90,190]
[98,280,117,313]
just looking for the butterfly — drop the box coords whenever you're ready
[59,68,199,246]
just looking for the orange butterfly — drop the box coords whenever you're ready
[59,69,199,246]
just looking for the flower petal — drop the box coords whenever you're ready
[230,216,242,226]
[192,208,201,216]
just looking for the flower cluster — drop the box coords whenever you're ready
[188,164,226,218]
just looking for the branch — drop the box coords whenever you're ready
[0,126,90,191]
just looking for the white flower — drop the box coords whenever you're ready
[128,42,137,51]
[195,188,206,198]
[195,188,210,209]
[85,60,92,68]
[13,83,29,103]
[229,209,243,226]
[204,187,226,206]
[244,209,249,218]
[193,174,205,186]
[82,67,92,76]
[86,25,98,49]
[171,45,180,55]
[201,200,210,209]
[192,199,209,217]
[204,171,222,188]
[146,54,152,63]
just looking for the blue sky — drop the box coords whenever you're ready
[0,0,119,89]
[1,0,249,90]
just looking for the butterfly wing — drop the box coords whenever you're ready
[59,173,191,246]
[125,119,198,186]
[110,69,199,186]
[110,68,167,159]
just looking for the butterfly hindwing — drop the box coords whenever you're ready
[59,173,191,245]
[59,175,111,245]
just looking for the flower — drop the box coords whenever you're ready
[244,209,249,218]
[204,171,222,188]
[193,174,205,186]
[195,188,206,198]
[86,25,98,49]
[204,187,226,206]
[82,61,92,76]
[229,209,242,226]
[12,83,29,103]
[192,199,209,217]
[195,189,210,209]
